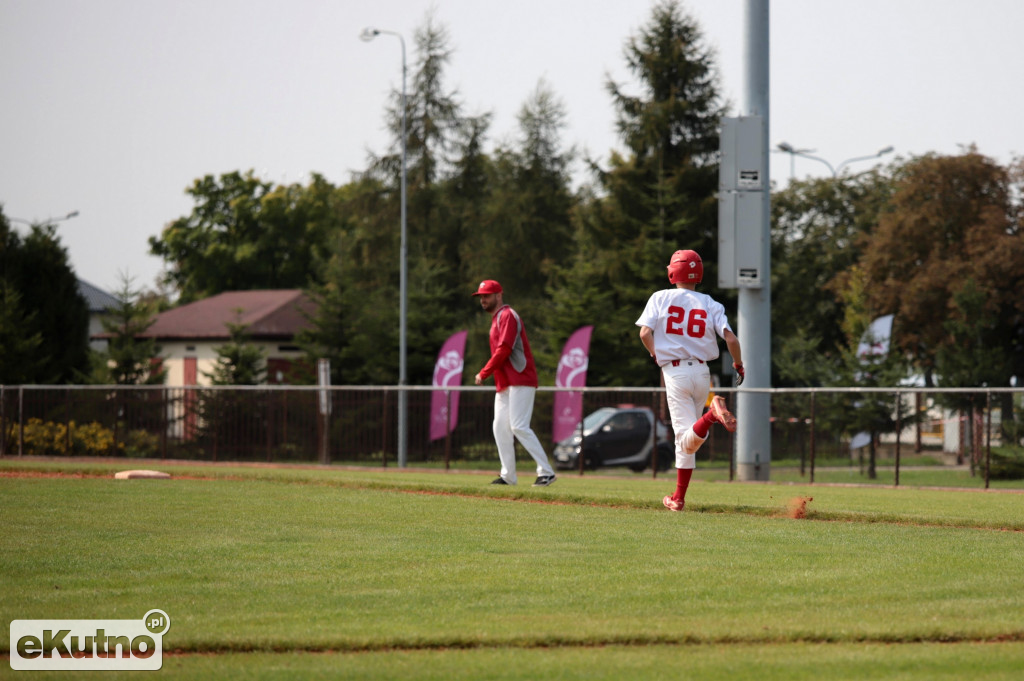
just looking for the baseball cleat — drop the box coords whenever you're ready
[709,395,737,432]
[662,495,684,512]
[490,477,511,485]
[532,475,557,487]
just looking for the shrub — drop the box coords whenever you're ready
[71,421,116,455]
[7,418,123,456]
[459,442,497,462]
[18,418,69,455]
[123,429,160,458]
[988,446,1024,480]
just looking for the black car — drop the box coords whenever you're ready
[553,405,673,472]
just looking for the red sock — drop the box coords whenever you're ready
[672,467,694,502]
[691,410,716,439]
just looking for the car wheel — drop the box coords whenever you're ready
[653,445,673,472]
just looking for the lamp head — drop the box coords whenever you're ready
[359,27,379,42]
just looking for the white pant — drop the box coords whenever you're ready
[493,386,554,484]
[662,361,711,470]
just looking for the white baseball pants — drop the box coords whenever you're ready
[493,386,554,484]
[661,361,711,470]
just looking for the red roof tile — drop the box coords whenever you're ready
[141,290,316,340]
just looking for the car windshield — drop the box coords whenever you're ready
[581,408,618,434]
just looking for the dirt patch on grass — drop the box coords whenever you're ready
[787,496,814,519]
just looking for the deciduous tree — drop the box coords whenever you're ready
[150,172,337,302]
[858,151,1024,388]
[771,169,894,384]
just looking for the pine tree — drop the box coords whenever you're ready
[94,274,166,385]
[0,217,89,383]
[204,319,267,386]
[555,0,726,385]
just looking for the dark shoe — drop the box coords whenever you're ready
[491,477,510,485]
[532,475,557,487]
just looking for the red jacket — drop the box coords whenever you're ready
[478,305,538,391]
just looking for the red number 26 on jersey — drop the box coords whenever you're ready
[666,306,707,337]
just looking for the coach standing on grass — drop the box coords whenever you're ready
[472,279,557,487]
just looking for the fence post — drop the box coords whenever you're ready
[577,391,586,477]
[65,387,72,453]
[894,392,901,488]
[381,389,389,468]
[914,392,923,453]
[444,389,452,471]
[112,389,119,456]
[160,388,168,459]
[18,386,24,457]
[266,389,274,463]
[651,389,660,479]
[985,391,991,490]
[809,392,816,484]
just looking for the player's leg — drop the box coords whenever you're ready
[492,390,518,484]
[662,365,708,511]
[679,373,713,456]
[507,386,555,480]
[663,365,706,467]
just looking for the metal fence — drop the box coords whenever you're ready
[1,384,1021,484]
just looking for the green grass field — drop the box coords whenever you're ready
[2,458,1023,680]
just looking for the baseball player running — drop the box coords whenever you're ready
[636,250,744,511]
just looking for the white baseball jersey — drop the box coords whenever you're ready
[635,288,732,365]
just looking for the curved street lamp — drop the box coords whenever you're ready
[9,210,80,227]
[776,142,894,178]
[3,211,80,302]
[361,26,409,467]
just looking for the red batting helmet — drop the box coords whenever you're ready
[667,250,703,284]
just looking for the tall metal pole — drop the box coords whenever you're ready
[397,34,408,468]
[361,27,408,467]
[736,0,772,481]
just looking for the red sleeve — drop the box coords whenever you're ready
[479,346,511,380]
[478,308,516,380]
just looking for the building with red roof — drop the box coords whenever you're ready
[139,290,316,386]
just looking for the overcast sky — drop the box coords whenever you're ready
[2,0,1022,294]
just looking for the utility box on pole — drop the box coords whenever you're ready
[718,115,766,289]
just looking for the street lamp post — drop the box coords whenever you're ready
[776,142,894,178]
[774,144,813,180]
[361,27,409,468]
[9,210,80,228]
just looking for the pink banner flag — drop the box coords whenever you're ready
[553,325,594,443]
[430,330,468,441]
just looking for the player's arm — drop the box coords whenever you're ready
[476,313,515,382]
[477,346,511,382]
[723,328,744,384]
[639,325,657,361]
